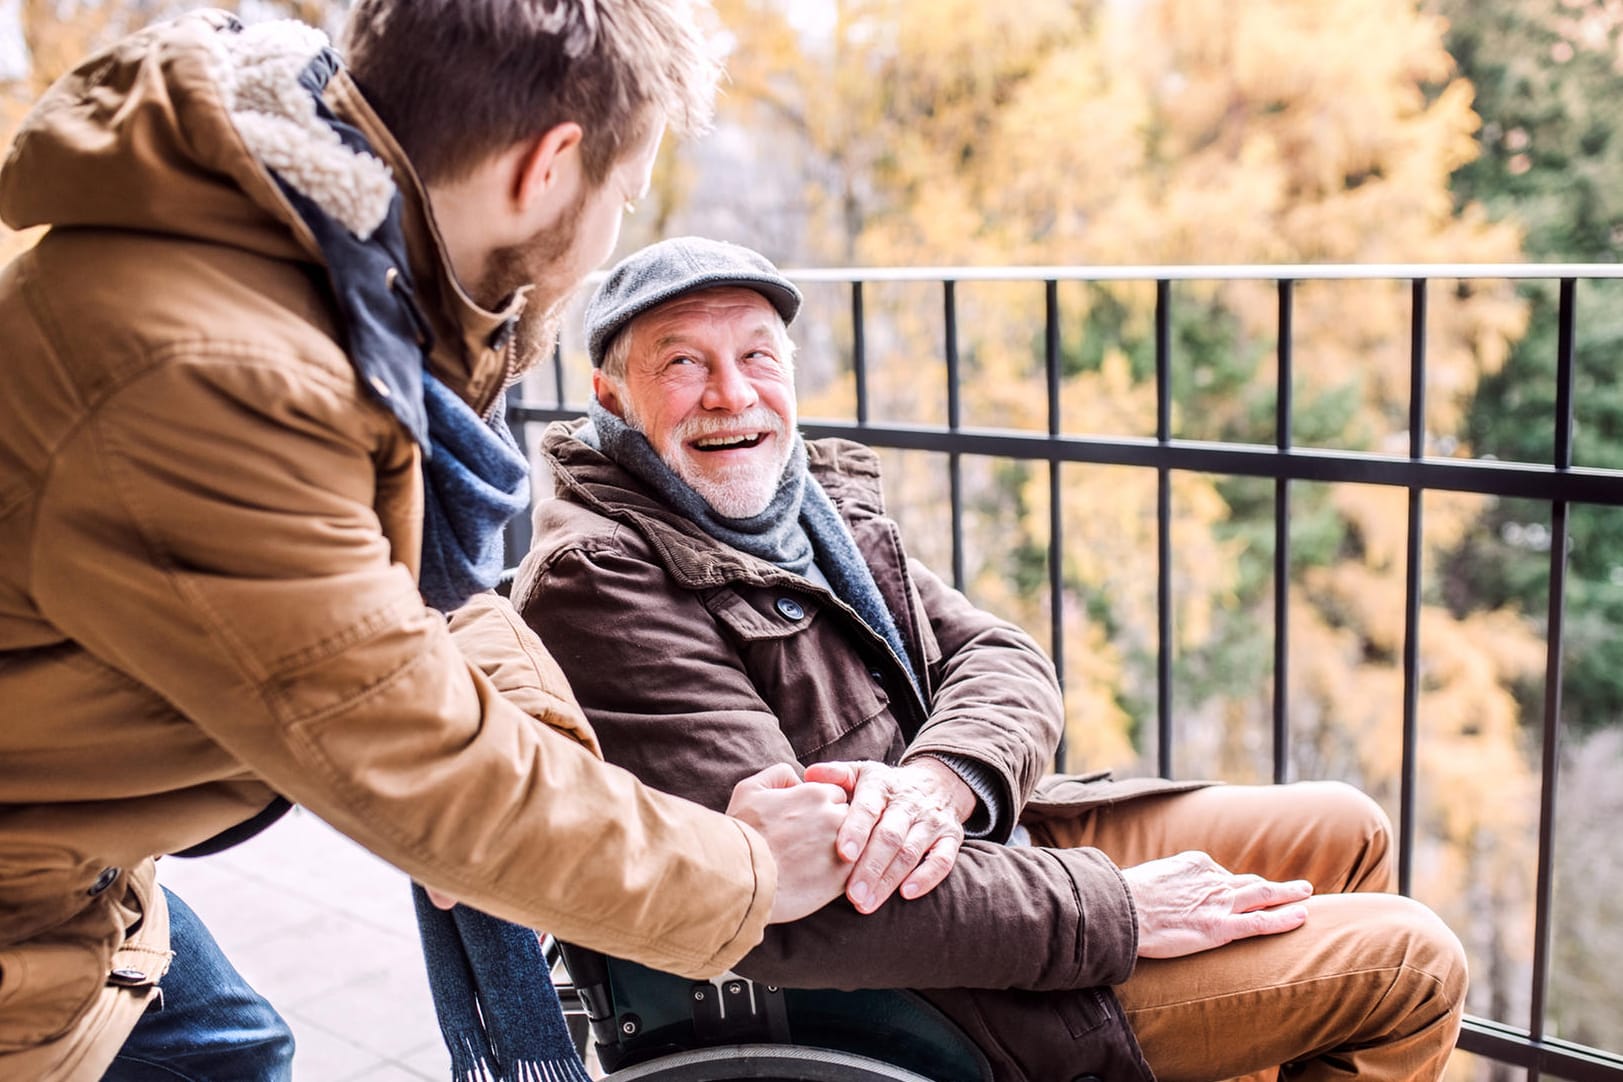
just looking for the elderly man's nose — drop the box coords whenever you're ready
[703,359,758,411]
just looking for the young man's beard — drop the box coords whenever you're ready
[474,200,582,375]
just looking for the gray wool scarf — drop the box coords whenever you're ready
[581,401,921,697]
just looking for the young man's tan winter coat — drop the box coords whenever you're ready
[0,15,775,1078]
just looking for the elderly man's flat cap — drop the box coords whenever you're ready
[584,236,803,367]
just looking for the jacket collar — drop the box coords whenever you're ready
[540,420,889,592]
[325,74,523,417]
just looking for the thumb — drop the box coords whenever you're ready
[738,761,803,792]
[803,761,858,792]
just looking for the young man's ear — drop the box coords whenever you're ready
[512,121,585,218]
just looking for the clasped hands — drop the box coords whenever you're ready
[726,757,974,922]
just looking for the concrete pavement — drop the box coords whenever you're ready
[155,807,453,1081]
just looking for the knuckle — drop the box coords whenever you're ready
[851,800,885,820]
[873,825,907,849]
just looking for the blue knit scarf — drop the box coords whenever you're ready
[582,400,921,695]
[418,377,531,612]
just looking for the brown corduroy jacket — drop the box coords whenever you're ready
[0,15,775,1079]
[516,422,1208,1081]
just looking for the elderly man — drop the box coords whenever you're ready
[0,9,852,1081]
[513,236,1469,1082]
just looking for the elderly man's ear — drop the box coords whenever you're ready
[592,369,627,418]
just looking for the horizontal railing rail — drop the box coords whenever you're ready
[507,263,1623,1081]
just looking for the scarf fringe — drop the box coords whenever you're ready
[450,1036,592,1082]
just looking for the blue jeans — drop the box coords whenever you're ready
[103,888,294,1081]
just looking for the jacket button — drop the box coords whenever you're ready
[774,597,804,621]
[87,867,119,897]
[108,967,148,987]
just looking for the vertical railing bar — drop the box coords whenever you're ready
[1156,278,1173,780]
[1527,278,1577,1071]
[550,340,567,409]
[852,281,869,426]
[1046,280,1067,770]
[1047,280,1063,437]
[946,281,965,592]
[1399,277,1428,897]
[1273,279,1294,786]
[503,381,533,566]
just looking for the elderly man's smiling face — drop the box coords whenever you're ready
[594,286,798,518]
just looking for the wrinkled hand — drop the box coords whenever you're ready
[1120,850,1313,959]
[802,758,975,914]
[726,762,854,924]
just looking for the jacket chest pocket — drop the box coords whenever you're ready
[703,586,908,763]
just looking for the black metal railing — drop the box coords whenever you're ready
[506,263,1623,1082]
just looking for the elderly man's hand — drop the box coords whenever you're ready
[1121,850,1314,958]
[726,763,855,924]
[801,758,975,914]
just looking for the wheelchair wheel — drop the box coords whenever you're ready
[607,1044,938,1081]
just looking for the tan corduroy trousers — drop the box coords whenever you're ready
[1028,781,1467,1082]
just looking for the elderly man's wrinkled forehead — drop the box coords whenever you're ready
[606,285,795,378]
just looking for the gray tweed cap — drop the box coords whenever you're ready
[584,236,803,367]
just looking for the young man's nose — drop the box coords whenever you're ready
[701,358,759,412]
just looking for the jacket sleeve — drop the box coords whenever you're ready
[446,591,602,758]
[29,353,774,979]
[522,539,1137,993]
[898,558,1065,840]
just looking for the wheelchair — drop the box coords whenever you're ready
[546,938,994,1081]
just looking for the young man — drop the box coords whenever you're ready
[0,7,849,1080]
[514,236,1471,1081]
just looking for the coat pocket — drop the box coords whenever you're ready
[704,585,901,762]
[0,935,110,1050]
[0,868,160,1051]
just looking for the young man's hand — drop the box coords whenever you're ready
[726,763,854,924]
[1120,850,1313,958]
[802,758,975,914]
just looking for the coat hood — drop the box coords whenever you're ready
[0,10,393,264]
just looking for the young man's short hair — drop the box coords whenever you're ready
[341,0,720,185]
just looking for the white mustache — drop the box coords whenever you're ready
[671,407,787,444]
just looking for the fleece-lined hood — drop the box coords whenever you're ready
[1,9,529,416]
[0,10,393,264]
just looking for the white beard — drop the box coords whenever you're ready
[635,403,794,519]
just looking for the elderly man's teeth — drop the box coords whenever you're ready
[694,433,762,449]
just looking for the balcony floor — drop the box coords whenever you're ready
[157,807,452,1081]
